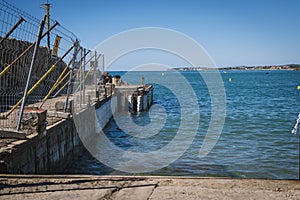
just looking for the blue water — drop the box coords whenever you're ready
[65,70,300,179]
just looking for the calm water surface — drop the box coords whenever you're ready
[65,70,300,179]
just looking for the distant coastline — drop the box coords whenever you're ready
[169,64,300,71]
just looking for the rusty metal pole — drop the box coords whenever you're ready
[0,17,24,45]
[45,3,51,54]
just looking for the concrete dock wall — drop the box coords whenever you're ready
[0,117,79,174]
[0,97,116,174]
[0,84,153,174]
[95,97,117,129]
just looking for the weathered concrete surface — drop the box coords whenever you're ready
[0,130,25,139]
[0,117,80,174]
[0,175,299,200]
[0,95,113,174]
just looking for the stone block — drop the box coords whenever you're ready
[47,111,70,119]
[21,108,47,134]
[55,101,65,111]
[0,130,26,139]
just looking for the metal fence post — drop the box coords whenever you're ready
[16,18,45,131]
[79,47,83,108]
[64,40,79,112]
[83,48,86,105]
[94,51,98,100]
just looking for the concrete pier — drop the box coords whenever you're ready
[0,83,153,174]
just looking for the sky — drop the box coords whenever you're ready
[7,0,300,68]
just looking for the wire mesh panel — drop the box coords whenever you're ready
[72,50,103,114]
[0,0,89,130]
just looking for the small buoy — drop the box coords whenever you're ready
[229,77,232,82]
[224,71,227,74]
[297,86,300,90]
[162,73,164,77]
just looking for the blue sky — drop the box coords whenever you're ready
[8,0,300,68]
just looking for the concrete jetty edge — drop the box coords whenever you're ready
[0,175,299,199]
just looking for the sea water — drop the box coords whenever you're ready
[65,70,300,179]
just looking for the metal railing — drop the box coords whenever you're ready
[0,0,103,130]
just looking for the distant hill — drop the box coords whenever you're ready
[169,64,300,71]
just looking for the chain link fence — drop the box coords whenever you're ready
[0,0,102,130]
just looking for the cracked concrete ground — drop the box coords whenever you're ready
[0,175,299,200]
